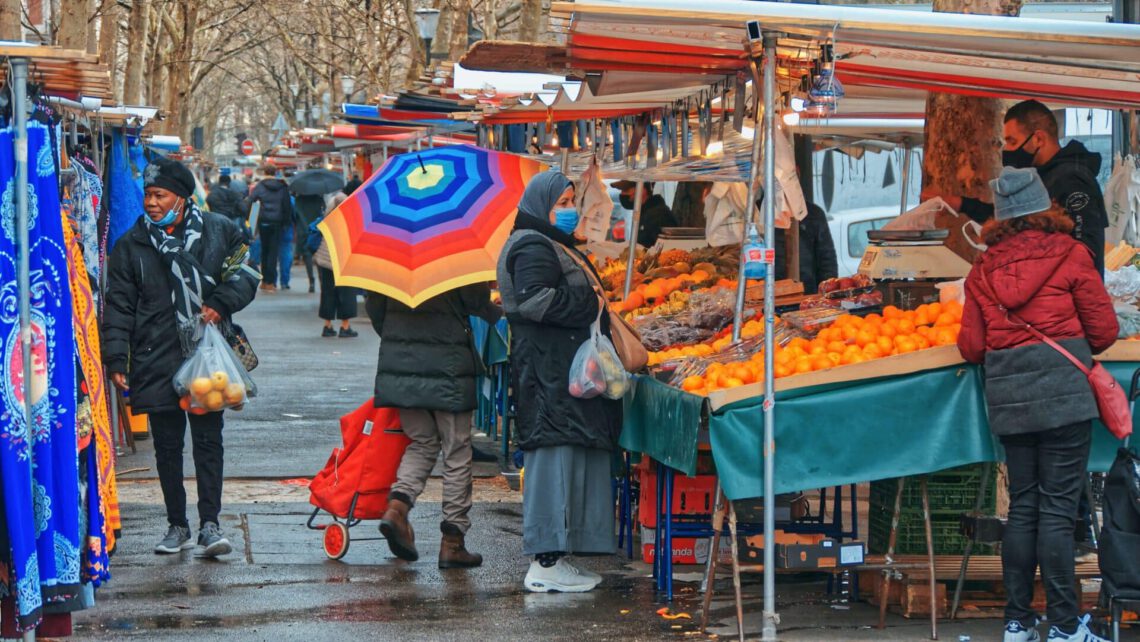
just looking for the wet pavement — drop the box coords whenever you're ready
[78,270,1117,641]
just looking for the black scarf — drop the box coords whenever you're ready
[145,202,215,355]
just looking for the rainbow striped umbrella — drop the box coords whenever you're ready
[319,145,546,307]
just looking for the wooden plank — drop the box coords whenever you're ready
[859,554,1102,581]
[0,44,98,62]
[1097,340,1140,362]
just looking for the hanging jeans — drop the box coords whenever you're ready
[258,222,283,286]
[150,409,225,528]
[1000,421,1091,633]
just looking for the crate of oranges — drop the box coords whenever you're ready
[668,302,967,406]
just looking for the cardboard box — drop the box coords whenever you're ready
[775,539,865,570]
[640,525,732,565]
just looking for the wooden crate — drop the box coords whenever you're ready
[861,571,948,618]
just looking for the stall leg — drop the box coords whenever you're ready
[951,463,993,620]
[665,465,675,600]
[878,477,906,630]
[921,478,938,640]
[624,452,633,559]
[728,500,745,642]
[654,460,664,593]
[700,482,728,634]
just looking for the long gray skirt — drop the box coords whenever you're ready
[522,445,616,556]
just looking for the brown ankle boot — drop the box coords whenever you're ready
[438,522,482,569]
[379,497,418,561]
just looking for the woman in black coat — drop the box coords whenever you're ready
[497,171,622,593]
[103,157,258,558]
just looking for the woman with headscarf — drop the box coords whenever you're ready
[496,171,622,593]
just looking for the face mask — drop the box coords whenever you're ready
[147,198,182,227]
[619,194,635,210]
[1002,134,1037,169]
[552,207,579,235]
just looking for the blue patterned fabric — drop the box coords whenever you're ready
[107,130,146,248]
[0,118,81,630]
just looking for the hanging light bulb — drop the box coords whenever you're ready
[808,44,845,108]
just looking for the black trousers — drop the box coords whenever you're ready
[259,223,282,286]
[150,409,225,528]
[318,266,357,320]
[1000,421,1091,633]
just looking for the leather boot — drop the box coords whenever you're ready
[438,522,482,569]
[379,496,418,561]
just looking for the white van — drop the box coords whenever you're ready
[827,206,903,277]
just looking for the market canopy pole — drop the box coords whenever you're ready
[622,181,645,298]
[899,144,913,215]
[759,28,781,642]
[732,63,763,343]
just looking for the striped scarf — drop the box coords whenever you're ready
[145,203,216,355]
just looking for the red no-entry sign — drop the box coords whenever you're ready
[240,139,255,155]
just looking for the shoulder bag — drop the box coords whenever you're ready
[978,270,1131,440]
[559,245,649,372]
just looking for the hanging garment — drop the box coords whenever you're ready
[575,163,612,244]
[68,158,103,284]
[107,130,146,249]
[704,182,752,246]
[771,123,808,229]
[62,211,118,559]
[0,117,82,630]
[1105,154,1140,246]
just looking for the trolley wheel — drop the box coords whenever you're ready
[323,521,350,560]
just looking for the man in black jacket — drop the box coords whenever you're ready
[367,287,501,569]
[614,180,678,247]
[246,167,293,292]
[775,203,839,294]
[103,157,258,558]
[206,174,246,227]
[923,100,1107,273]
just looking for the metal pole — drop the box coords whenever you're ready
[12,56,37,642]
[621,181,644,299]
[732,59,764,343]
[760,31,780,642]
[898,145,913,215]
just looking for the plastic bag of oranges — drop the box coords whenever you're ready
[172,321,258,414]
[568,321,631,401]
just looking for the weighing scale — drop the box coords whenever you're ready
[858,229,972,280]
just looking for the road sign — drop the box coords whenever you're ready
[272,112,290,133]
[240,139,255,155]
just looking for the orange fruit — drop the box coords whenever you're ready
[190,377,213,397]
[223,383,246,405]
[927,302,943,319]
[883,305,903,320]
[914,335,931,350]
[848,352,868,364]
[794,358,814,375]
[179,396,191,411]
[826,352,842,366]
[855,330,875,348]
[935,312,956,327]
[897,318,916,335]
[789,337,811,352]
[774,363,793,378]
[827,340,849,353]
[774,350,793,366]
[863,343,884,359]
[842,325,860,342]
[864,313,882,324]
[681,375,705,392]
[643,284,664,300]
[204,390,225,411]
[722,377,745,389]
[896,337,918,354]
[210,371,229,391]
[915,311,932,327]
[934,328,957,346]
[879,322,897,339]
[877,336,894,353]
[811,355,833,371]
[915,325,933,339]
[809,343,828,356]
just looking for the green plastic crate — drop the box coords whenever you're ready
[868,465,999,556]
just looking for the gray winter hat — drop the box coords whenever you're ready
[990,167,1052,221]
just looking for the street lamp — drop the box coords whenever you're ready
[311,103,322,125]
[414,8,440,66]
[340,74,356,103]
[295,107,305,126]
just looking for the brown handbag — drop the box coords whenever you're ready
[561,246,649,372]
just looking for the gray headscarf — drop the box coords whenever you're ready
[517,170,572,221]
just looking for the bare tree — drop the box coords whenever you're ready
[0,0,20,40]
[123,0,150,104]
[56,0,90,49]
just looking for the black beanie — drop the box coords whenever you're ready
[143,157,196,199]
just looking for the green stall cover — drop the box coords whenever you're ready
[620,376,706,476]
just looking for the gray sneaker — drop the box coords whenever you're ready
[197,522,233,558]
[154,524,194,554]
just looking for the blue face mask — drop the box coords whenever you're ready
[147,198,183,227]
[552,207,579,235]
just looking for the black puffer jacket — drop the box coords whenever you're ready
[102,213,258,413]
[497,214,623,451]
[206,185,245,222]
[247,178,292,225]
[775,203,839,294]
[365,286,501,413]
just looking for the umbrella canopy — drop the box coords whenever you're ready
[290,169,345,196]
[318,145,546,307]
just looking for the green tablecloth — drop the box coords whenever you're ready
[620,363,1137,501]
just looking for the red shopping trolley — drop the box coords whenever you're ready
[306,398,411,559]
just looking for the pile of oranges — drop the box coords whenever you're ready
[676,301,964,396]
[616,270,715,313]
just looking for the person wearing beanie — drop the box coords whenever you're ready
[957,167,1117,642]
[103,156,259,559]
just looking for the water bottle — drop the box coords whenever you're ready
[742,224,767,280]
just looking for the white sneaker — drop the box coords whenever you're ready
[1005,619,1041,642]
[524,559,600,593]
[1046,615,1108,642]
[564,557,602,586]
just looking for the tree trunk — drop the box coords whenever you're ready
[517,0,543,42]
[0,0,21,41]
[165,1,198,138]
[921,0,1023,203]
[98,0,120,96]
[403,0,424,83]
[85,0,98,53]
[446,0,471,62]
[430,2,455,62]
[123,0,150,104]
[56,0,89,49]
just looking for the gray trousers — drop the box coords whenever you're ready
[392,409,474,533]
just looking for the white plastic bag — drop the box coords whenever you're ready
[1105,154,1140,246]
[936,278,966,305]
[173,322,257,413]
[568,321,630,400]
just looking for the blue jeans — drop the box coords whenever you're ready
[279,225,294,288]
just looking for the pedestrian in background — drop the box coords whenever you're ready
[103,157,258,558]
[293,191,325,293]
[246,165,292,292]
[206,174,247,230]
[313,190,358,337]
[957,167,1116,642]
[369,283,501,570]
[497,171,621,593]
[775,202,839,295]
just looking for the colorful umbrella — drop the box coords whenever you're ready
[318,144,546,307]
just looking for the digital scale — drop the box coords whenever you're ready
[857,229,972,280]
